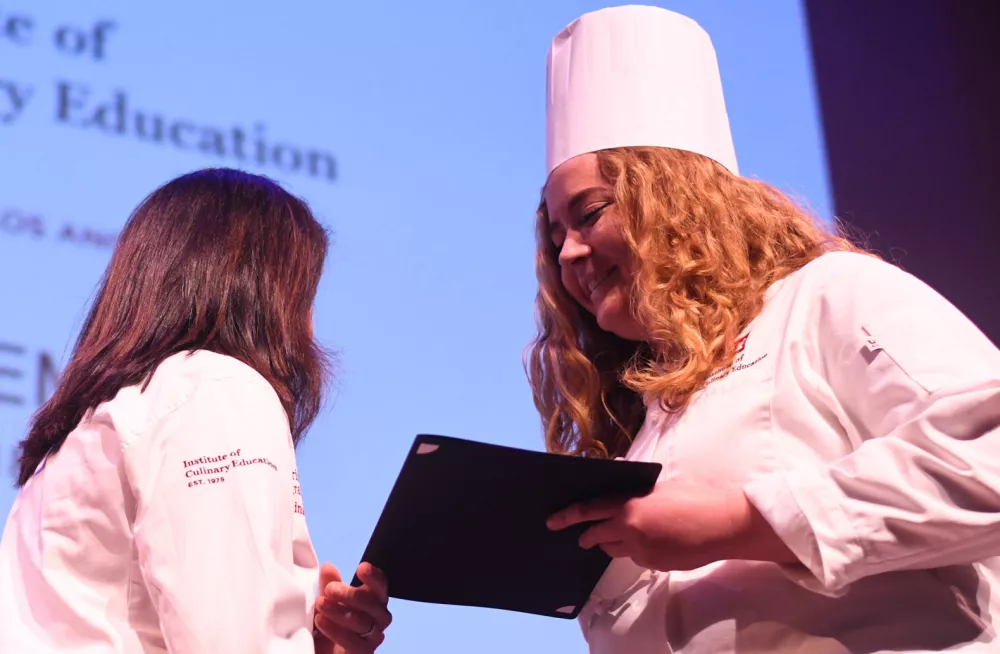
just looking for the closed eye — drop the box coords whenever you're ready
[580,202,611,225]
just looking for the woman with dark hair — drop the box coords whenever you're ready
[0,169,390,653]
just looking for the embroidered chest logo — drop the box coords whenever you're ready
[705,333,768,384]
[293,469,305,517]
[182,451,306,517]
[183,449,279,488]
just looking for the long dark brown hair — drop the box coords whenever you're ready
[15,168,331,487]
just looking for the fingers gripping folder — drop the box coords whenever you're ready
[351,434,661,619]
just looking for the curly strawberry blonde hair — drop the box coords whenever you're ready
[527,146,866,459]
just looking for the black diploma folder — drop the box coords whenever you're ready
[351,434,661,619]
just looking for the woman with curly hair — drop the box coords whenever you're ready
[533,6,1000,653]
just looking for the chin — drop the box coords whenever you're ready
[595,308,636,341]
[588,289,642,340]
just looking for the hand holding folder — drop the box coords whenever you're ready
[352,435,661,619]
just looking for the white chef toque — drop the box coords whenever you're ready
[545,5,739,177]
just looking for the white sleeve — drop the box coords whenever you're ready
[124,377,315,653]
[744,253,1000,593]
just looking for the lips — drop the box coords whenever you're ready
[584,267,617,297]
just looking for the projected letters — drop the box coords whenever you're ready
[0,342,59,409]
[55,82,337,182]
[0,9,338,183]
[0,205,116,249]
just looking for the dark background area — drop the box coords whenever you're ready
[804,0,1000,344]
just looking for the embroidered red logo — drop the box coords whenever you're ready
[705,333,762,384]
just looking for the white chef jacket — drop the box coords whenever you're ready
[581,251,1000,653]
[0,350,319,653]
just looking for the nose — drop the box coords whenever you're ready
[558,232,591,266]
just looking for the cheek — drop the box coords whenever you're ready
[560,265,588,307]
[590,217,629,266]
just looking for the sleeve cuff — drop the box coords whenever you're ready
[744,470,865,596]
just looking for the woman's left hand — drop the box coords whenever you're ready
[313,562,391,653]
[547,482,800,572]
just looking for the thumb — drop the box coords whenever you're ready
[319,562,342,591]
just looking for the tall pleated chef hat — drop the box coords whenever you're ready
[545,5,739,176]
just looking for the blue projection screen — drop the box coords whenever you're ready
[0,1,829,651]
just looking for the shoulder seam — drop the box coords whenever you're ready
[128,375,282,445]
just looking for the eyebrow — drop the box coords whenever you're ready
[551,187,608,228]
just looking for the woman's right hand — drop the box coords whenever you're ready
[313,562,391,653]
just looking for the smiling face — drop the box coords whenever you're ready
[544,153,645,341]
